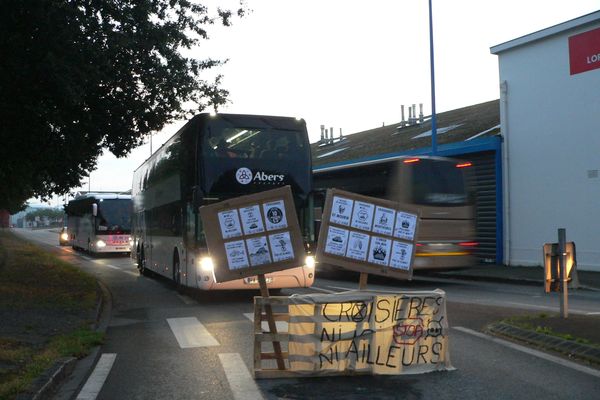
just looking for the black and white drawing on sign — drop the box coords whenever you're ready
[345,231,370,261]
[350,201,375,231]
[324,226,349,256]
[246,236,272,266]
[367,236,392,266]
[389,241,413,271]
[218,209,243,239]
[329,196,353,226]
[224,240,250,270]
[269,231,295,262]
[393,212,418,241]
[263,199,288,231]
[372,206,396,236]
[240,204,265,235]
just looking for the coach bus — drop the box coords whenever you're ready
[131,113,315,290]
[65,193,132,255]
[313,156,477,270]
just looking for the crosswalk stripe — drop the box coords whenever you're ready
[176,294,198,305]
[243,313,288,332]
[76,353,117,400]
[167,317,220,348]
[218,353,264,400]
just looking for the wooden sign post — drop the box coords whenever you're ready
[257,273,285,370]
[198,186,306,374]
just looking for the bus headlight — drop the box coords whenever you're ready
[305,255,316,269]
[60,232,69,241]
[200,257,214,272]
[96,240,106,248]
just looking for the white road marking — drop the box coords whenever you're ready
[104,264,120,270]
[586,312,600,315]
[453,326,600,378]
[309,285,337,294]
[167,317,219,348]
[177,294,197,305]
[76,353,117,400]
[218,353,264,400]
[243,313,288,332]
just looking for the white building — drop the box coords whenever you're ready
[491,11,600,271]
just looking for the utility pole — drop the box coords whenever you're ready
[428,0,438,155]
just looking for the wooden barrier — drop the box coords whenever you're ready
[253,295,296,379]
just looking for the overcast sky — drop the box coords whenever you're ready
[38,0,600,206]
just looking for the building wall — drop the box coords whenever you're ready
[498,22,600,271]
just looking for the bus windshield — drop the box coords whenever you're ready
[96,199,132,233]
[203,126,307,160]
[410,159,468,206]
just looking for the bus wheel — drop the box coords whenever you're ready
[138,249,148,276]
[173,257,182,292]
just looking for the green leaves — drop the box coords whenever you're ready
[0,0,245,209]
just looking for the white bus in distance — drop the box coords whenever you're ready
[65,193,133,255]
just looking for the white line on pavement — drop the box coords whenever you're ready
[453,326,600,378]
[586,312,600,315]
[104,264,120,270]
[76,353,117,400]
[309,285,337,294]
[177,294,198,305]
[218,353,264,400]
[243,313,288,332]
[167,317,220,348]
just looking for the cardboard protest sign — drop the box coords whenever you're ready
[286,289,452,376]
[316,189,420,280]
[199,186,305,283]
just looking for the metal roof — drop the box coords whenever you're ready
[490,10,600,55]
[311,99,500,169]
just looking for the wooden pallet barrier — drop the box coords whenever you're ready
[253,289,454,379]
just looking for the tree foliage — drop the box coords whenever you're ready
[0,0,245,212]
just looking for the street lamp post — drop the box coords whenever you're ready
[428,0,437,155]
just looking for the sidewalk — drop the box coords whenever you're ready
[424,264,600,291]
[422,264,600,367]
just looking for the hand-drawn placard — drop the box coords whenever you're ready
[199,186,305,283]
[287,289,453,376]
[316,189,420,280]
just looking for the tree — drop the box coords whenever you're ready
[0,0,245,212]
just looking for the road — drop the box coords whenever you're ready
[13,229,600,399]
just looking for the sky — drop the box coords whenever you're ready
[36,0,600,207]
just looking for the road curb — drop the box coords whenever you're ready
[486,322,600,366]
[27,279,113,400]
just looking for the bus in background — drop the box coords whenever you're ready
[131,113,315,290]
[313,156,476,270]
[65,193,132,255]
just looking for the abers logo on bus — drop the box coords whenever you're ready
[236,167,284,185]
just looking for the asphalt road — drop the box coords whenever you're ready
[13,229,600,399]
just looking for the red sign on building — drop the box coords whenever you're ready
[569,26,600,75]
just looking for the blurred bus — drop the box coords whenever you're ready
[65,193,132,254]
[131,113,315,290]
[313,156,476,270]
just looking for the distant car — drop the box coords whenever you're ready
[59,227,69,246]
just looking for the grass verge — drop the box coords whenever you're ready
[0,231,103,400]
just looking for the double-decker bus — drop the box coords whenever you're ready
[131,113,316,290]
[65,193,132,255]
[313,156,477,270]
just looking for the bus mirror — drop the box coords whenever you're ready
[92,203,98,217]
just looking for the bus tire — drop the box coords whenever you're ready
[138,248,149,276]
[173,254,182,293]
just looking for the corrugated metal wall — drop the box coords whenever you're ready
[467,151,498,263]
